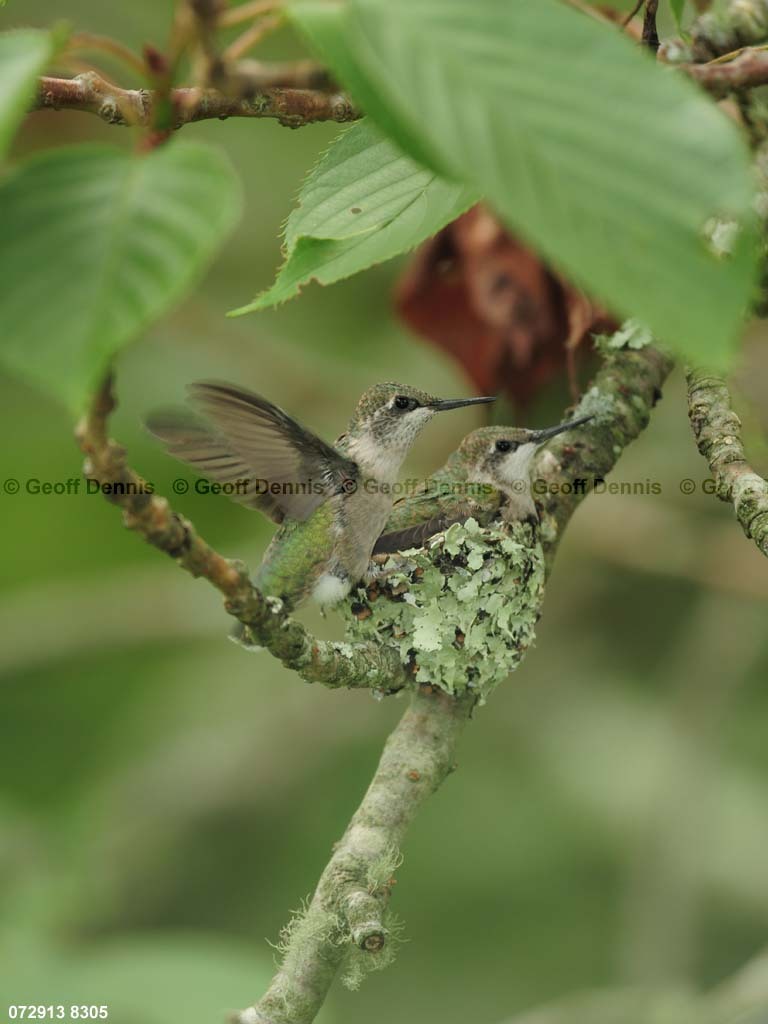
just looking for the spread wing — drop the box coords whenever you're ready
[147,381,358,524]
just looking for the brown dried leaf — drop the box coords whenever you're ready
[395,205,617,407]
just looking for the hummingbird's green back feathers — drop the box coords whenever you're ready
[254,501,337,609]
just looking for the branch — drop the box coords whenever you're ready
[642,0,660,54]
[35,71,360,129]
[76,375,406,690]
[686,368,768,557]
[241,341,675,1024]
[239,684,474,1024]
[218,0,281,27]
[534,343,675,572]
[683,48,768,97]
[219,59,338,92]
[687,0,768,63]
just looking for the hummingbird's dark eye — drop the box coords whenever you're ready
[394,395,413,411]
[495,439,515,453]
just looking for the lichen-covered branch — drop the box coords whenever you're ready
[239,684,473,1024]
[654,0,768,94]
[683,48,768,97]
[686,368,768,556]
[534,343,675,573]
[76,375,406,689]
[35,72,360,129]
[241,338,674,1024]
[680,0,768,63]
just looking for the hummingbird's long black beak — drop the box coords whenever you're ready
[430,395,496,412]
[530,413,594,444]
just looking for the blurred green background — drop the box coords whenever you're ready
[2,2,768,1022]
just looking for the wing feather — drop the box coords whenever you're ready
[373,514,464,555]
[147,382,358,523]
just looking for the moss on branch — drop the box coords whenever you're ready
[534,343,674,572]
[240,684,473,1024]
[686,368,768,557]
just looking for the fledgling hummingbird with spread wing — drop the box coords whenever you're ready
[374,415,594,555]
[148,381,495,609]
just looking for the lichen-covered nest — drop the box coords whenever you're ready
[343,518,545,703]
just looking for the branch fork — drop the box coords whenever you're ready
[77,341,673,1024]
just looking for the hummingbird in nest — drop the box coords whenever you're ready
[373,415,594,555]
[147,381,495,611]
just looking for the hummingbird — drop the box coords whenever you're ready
[374,415,594,554]
[147,381,495,610]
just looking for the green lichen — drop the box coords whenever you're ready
[274,897,339,958]
[595,318,653,353]
[366,845,403,891]
[274,892,402,995]
[573,385,617,426]
[343,519,545,703]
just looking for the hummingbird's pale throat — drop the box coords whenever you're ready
[373,414,594,554]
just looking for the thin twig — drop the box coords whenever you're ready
[35,72,360,128]
[230,59,336,92]
[67,33,147,78]
[223,13,282,61]
[683,47,768,96]
[686,369,768,557]
[75,374,406,689]
[41,42,768,141]
[642,0,660,53]
[560,0,615,26]
[622,0,645,27]
[218,0,280,27]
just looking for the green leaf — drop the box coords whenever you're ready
[0,29,55,159]
[288,3,441,174]
[231,119,476,314]
[2,932,275,1024]
[290,0,758,367]
[0,142,242,409]
[669,0,686,30]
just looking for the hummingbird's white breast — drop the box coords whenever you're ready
[312,573,352,605]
